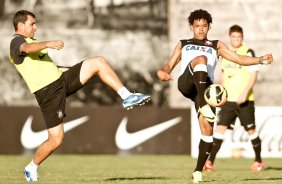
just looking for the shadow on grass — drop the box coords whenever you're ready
[105,176,170,181]
[264,166,282,171]
[244,177,282,181]
[203,177,282,183]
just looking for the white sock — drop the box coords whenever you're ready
[201,135,213,143]
[26,160,38,171]
[118,87,132,100]
[213,132,224,140]
[249,132,259,140]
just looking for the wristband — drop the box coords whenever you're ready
[259,56,264,64]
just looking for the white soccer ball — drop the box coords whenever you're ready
[204,84,227,107]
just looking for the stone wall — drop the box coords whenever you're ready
[0,28,169,106]
[1,0,281,107]
[168,0,282,107]
[0,0,170,106]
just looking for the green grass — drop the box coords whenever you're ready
[0,155,281,184]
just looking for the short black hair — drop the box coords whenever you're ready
[187,9,212,25]
[229,24,243,36]
[13,10,35,31]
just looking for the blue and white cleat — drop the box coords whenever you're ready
[24,169,38,182]
[123,93,150,110]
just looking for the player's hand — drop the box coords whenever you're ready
[261,54,273,64]
[157,70,173,81]
[47,40,64,50]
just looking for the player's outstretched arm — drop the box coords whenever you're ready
[157,41,182,81]
[20,40,64,54]
[217,41,273,65]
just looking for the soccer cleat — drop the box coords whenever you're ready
[24,169,38,182]
[203,160,214,172]
[250,162,265,172]
[191,171,202,183]
[122,93,150,110]
[199,104,216,122]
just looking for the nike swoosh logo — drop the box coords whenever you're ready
[199,81,206,84]
[115,117,182,150]
[20,116,89,149]
[203,115,216,121]
[247,124,253,128]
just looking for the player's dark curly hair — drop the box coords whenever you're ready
[187,9,212,25]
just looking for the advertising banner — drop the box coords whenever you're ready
[0,106,190,154]
[191,106,282,158]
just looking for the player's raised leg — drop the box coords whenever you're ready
[190,56,216,122]
[79,56,150,109]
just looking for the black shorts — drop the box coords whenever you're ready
[35,62,84,129]
[217,101,256,131]
[177,64,213,111]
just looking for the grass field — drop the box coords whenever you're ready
[0,155,281,184]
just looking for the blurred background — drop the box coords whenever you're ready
[0,0,170,107]
[0,0,281,156]
[0,0,281,107]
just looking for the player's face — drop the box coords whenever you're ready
[190,19,210,40]
[19,15,37,38]
[229,32,243,49]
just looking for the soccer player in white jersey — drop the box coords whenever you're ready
[157,9,272,183]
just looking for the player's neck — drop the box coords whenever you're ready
[193,38,208,43]
[230,44,242,51]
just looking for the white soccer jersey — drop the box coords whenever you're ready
[180,39,219,82]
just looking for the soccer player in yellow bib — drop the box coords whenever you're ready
[204,25,264,173]
[10,10,150,182]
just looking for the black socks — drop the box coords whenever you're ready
[194,71,208,107]
[208,138,223,163]
[195,139,213,172]
[251,136,262,163]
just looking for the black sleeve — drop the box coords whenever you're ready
[247,48,255,57]
[180,40,186,49]
[10,35,27,64]
[213,40,219,51]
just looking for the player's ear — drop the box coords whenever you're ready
[189,24,193,31]
[17,22,24,30]
[208,24,211,30]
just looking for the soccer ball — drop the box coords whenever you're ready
[204,84,227,107]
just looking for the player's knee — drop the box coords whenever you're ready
[215,125,227,134]
[247,128,256,135]
[194,55,208,64]
[245,124,256,132]
[200,126,213,136]
[48,135,64,150]
[92,56,107,65]
[85,56,108,70]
